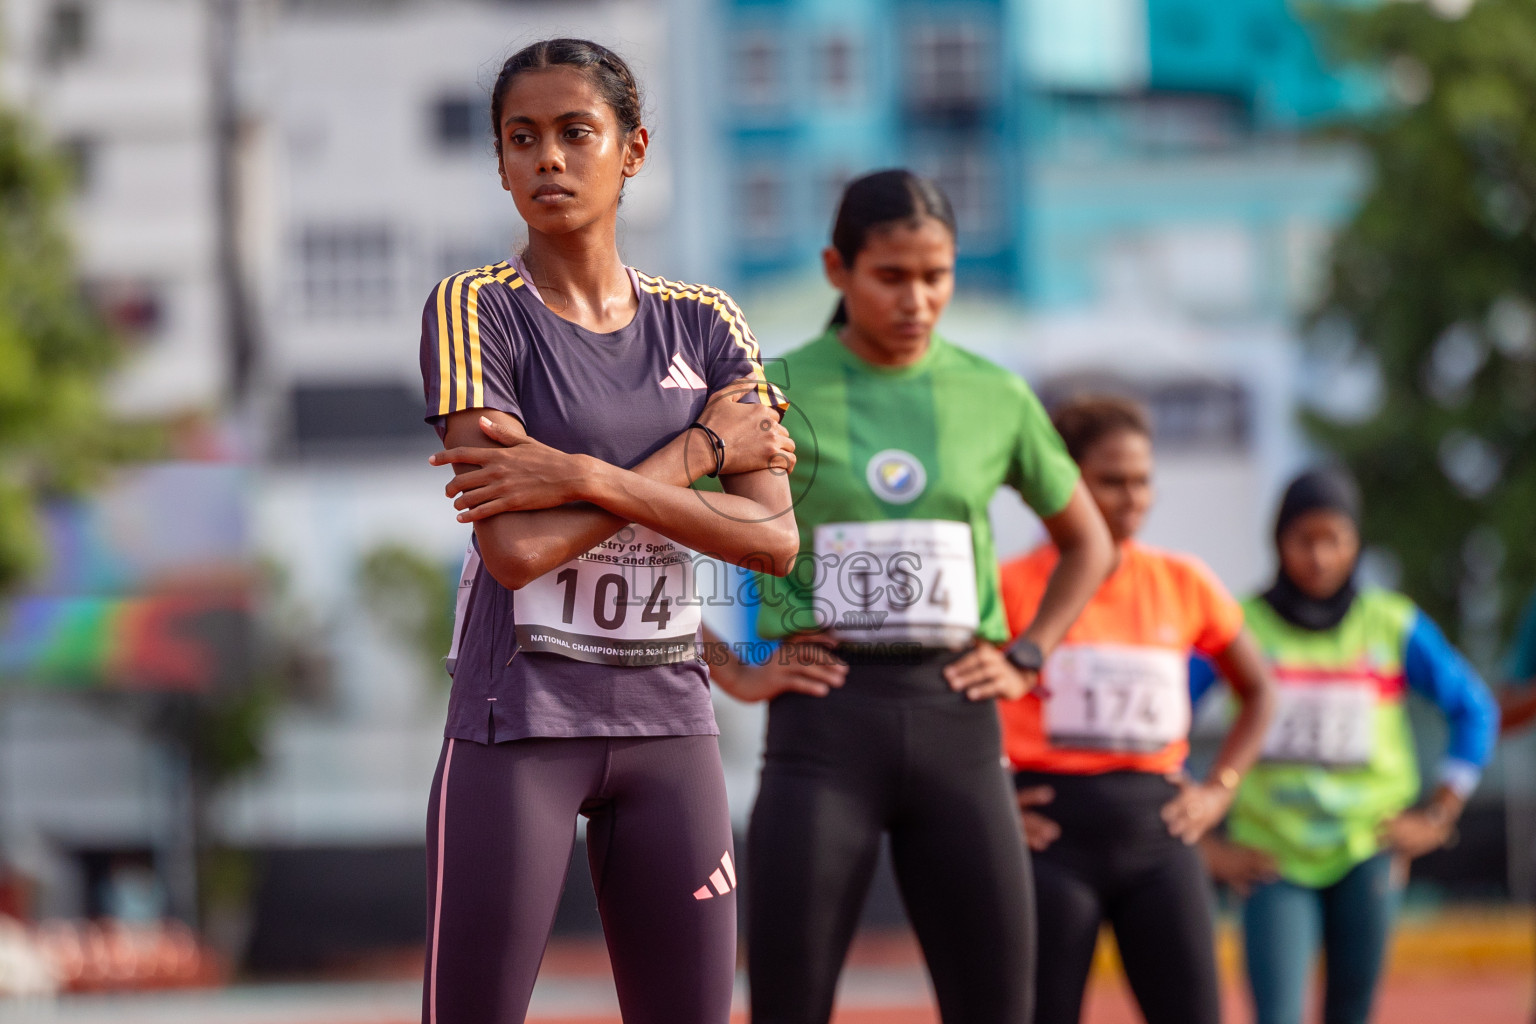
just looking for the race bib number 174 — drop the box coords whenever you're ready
[1043,643,1191,753]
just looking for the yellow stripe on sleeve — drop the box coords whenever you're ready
[435,279,452,417]
[465,275,487,409]
[449,273,469,411]
[703,289,781,410]
[634,272,787,411]
[436,265,522,417]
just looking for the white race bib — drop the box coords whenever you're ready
[812,520,979,648]
[1261,676,1376,767]
[514,526,701,667]
[1043,643,1191,752]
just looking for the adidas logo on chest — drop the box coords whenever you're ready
[659,352,707,390]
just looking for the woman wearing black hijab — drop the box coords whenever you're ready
[1200,468,1498,1024]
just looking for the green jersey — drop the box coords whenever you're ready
[756,329,1079,644]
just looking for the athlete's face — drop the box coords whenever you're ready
[1079,430,1154,544]
[1278,510,1359,599]
[823,217,955,366]
[495,68,647,236]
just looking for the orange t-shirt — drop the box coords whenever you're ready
[999,540,1243,775]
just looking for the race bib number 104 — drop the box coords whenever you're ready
[514,526,702,667]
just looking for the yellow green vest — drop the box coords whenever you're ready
[1230,589,1420,888]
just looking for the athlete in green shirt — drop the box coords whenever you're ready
[751,324,1086,646]
[707,170,1115,1024]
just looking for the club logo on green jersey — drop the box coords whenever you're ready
[866,449,927,505]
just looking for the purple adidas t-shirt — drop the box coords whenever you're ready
[421,258,778,743]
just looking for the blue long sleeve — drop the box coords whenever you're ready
[1403,609,1499,796]
[1189,653,1219,707]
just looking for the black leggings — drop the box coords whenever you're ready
[422,734,737,1024]
[1015,770,1220,1024]
[747,650,1035,1024]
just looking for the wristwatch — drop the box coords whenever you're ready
[1003,638,1044,674]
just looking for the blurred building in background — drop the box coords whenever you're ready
[712,0,1028,289]
[253,0,680,461]
[0,0,232,413]
[709,0,1367,590]
[0,0,1516,978]
[0,0,249,935]
[708,0,1365,298]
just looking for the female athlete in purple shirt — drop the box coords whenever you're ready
[417,39,796,1024]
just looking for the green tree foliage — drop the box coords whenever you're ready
[1309,0,1536,656]
[191,559,334,784]
[0,96,120,591]
[358,543,455,690]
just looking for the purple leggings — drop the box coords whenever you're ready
[421,734,737,1024]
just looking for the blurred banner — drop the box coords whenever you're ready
[0,462,251,693]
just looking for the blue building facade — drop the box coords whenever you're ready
[713,0,1368,306]
[719,0,1027,290]
[1144,0,1365,127]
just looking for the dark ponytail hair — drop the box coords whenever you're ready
[489,38,644,154]
[826,169,957,328]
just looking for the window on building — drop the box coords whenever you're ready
[78,850,160,921]
[298,224,396,317]
[432,95,481,151]
[1126,94,1245,152]
[908,23,992,112]
[437,240,508,280]
[735,32,785,107]
[1247,15,1283,57]
[59,135,96,195]
[44,1,89,66]
[83,279,165,344]
[740,169,787,241]
[1034,375,1250,452]
[288,381,427,456]
[819,34,859,100]
[1162,6,1209,50]
[820,166,853,224]
[930,149,996,240]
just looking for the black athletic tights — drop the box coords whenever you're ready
[422,734,737,1024]
[1014,769,1221,1024]
[747,649,1036,1024]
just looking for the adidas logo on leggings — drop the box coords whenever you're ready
[692,851,736,900]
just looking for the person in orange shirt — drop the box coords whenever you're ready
[999,395,1274,1024]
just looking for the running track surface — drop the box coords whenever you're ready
[5,977,1524,1024]
[5,912,1531,1024]
[481,912,1536,1024]
[524,978,1533,1024]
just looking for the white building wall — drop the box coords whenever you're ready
[0,0,234,921]
[257,0,676,392]
[0,0,228,417]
